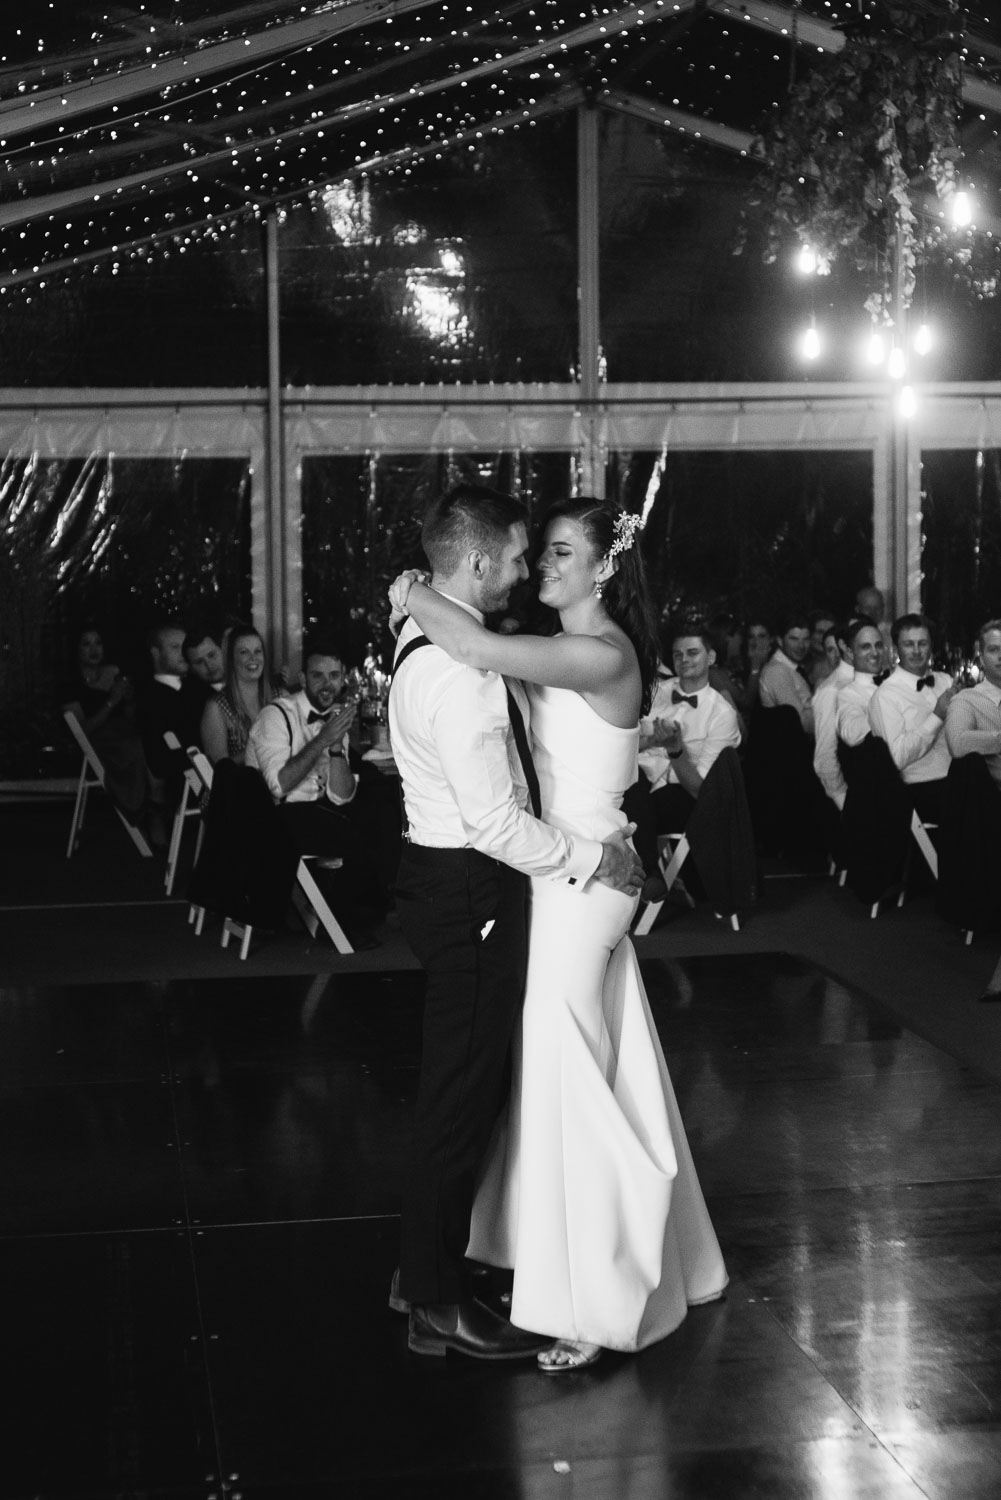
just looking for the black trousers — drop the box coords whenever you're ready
[277,799,389,915]
[622,776,696,878]
[395,843,529,1305]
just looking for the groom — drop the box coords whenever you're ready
[388,483,644,1360]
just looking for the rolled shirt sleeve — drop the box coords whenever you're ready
[246,703,291,799]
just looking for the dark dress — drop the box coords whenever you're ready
[62,675,148,816]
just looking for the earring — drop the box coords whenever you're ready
[594,581,603,599]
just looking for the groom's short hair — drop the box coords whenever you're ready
[422,483,529,576]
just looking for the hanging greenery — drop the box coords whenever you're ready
[747,0,964,321]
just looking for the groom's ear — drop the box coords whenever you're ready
[467,547,489,580]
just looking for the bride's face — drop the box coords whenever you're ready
[536,518,602,609]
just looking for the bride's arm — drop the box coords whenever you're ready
[397,579,625,693]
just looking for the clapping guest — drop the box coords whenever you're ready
[623,624,741,898]
[868,613,955,823]
[201,623,274,765]
[61,626,147,821]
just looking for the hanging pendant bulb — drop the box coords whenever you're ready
[801,321,821,360]
[888,345,907,380]
[796,243,818,275]
[951,191,973,228]
[865,329,886,366]
[914,323,933,356]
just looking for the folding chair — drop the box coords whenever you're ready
[633,831,707,936]
[634,832,739,935]
[187,750,355,959]
[63,709,153,859]
[163,731,205,896]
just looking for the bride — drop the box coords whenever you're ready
[389,496,727,1371]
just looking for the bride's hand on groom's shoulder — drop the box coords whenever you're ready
[388,569,429,636]
[388,569,428,613]
[594,824,644,896]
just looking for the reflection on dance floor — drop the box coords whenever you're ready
[1,953,999,1497]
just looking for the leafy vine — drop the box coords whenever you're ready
[747,0,964,321]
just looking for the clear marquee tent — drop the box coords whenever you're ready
[6,0,1001,771]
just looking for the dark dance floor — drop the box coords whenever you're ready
[3,949,1001,1499]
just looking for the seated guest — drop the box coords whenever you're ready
[836,618,888,749]
[812,621,856,810]
[182,623,225,704]
[758,614,815,734]
[854,584,896,667]
[201,623,274,765]
[868,612,955,823]
[61,626,147,822]
[623,624,741,898]
[246,637,395,946]
[743,618,774,712]
[135,621,199,843]
[806,609,837,689]
[945,618,1001,790]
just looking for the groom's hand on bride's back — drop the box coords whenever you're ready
[594,825,644,896]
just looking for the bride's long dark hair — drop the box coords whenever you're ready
[542,496,660,715]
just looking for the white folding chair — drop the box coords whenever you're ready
[186,749,354,959]
[63,710,153,859]
[163,731,205,896]
[869,812,938,919]
[185,747,214,932]
[633,830,742,936]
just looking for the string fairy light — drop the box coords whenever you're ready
[0,0,998,345]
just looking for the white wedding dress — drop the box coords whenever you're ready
[467,683,728,1351]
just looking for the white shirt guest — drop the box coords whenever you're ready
[248,686,357,806]
[758,620,815,734]
[812,651,854,808]
[868,615,955,824]
[639,668,740,792]
[836,620,888,748]
[944,621,1001,791]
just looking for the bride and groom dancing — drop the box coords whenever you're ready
[387,483,727,1371]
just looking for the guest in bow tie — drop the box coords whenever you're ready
[758,614,815,735]
[622,623,741,899]
[835,617,888,751]
[245,637,395,946]
[868,613,955,824]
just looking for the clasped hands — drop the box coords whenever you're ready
[389,568,430,632]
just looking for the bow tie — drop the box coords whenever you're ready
[307,710,331,725]
[671,690,698,709]
[873,670,890,686]
[914,675,935,691]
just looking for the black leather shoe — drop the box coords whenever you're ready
[408,1300,549,1361]
[388,1266,410,1315]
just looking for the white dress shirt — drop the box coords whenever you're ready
[837,672,880,748]
[246,690,356,805]
[812,658,854,807]
[388,609,602,886]
[945,680,1001,789]
[759,648,814,734]
[639,679,740,791]
[868,666,952,783]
